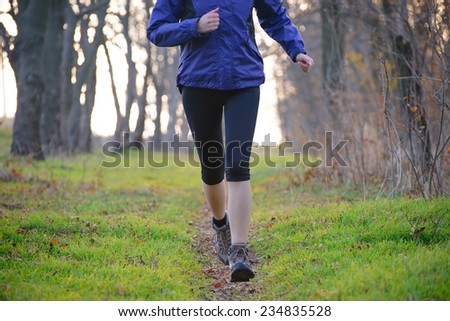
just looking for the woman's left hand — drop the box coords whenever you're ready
[296,53,314,73]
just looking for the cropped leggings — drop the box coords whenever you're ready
[181,86,260,185]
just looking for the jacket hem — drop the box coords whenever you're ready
[176,78,265,91]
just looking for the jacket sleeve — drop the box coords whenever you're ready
[254,0,306,62]
[147,0,200,47]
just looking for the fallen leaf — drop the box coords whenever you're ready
[147,202,158,210]
[116,284,125,296]
[203,268,215,275]
[11,168,22,177]
[212,282,222,289]
[49,237,60,247]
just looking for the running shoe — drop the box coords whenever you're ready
[212,213,231,265]
[228,243,255,282]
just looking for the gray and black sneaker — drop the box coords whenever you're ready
[212,214,231,265]
[228,243,255,282]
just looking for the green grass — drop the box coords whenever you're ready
[0,129,449,300]
[250,195,449,300]
[1,131,206,300]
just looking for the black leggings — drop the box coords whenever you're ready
[181,86,260,185]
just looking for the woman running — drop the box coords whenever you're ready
[147,0,314,282]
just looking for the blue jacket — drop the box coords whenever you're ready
[147,0,306,90]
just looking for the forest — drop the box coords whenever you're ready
[1,0,449,197]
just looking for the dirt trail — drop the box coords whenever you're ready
[191,205,263,301]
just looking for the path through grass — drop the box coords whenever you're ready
[0,130,449,300]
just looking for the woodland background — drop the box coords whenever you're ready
[1,0,449,197]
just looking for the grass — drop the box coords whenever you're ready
[1,132,206,300]
[250,195,449,300]
[0,129,449,300]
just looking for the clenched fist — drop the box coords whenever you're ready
[296,53,314,73]
[197,8,220,34]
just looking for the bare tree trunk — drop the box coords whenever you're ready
[154,80,163,146]
[59,6,77,152]
[122,0,134,137]
[103,42,124,142]
[128,0,155,145]
[112,0,137,144]
[320,0,345,130]
[78,62,96,152]
[68,1,107,153]
[68,87,81,153]
[10,0,51,159]
[165,48,180,141]
[150,46,166,146]
[130,54,151,145]
[40,0,66,155]
[382,0,433,185]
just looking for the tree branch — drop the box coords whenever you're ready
[102,41,123,132]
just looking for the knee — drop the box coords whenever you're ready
[225,161,250,182]
[201,167,224,185]
[200,140,224,185]
[225,141,252,182]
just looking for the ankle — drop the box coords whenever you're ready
[212,212,227,227]
[231,241,247,247]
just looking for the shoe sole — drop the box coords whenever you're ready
[230,262,255,282]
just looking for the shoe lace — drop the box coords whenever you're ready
[229,245,249,263]
[215,227,231,251]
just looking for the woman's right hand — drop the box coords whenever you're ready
[197,8,220,34]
